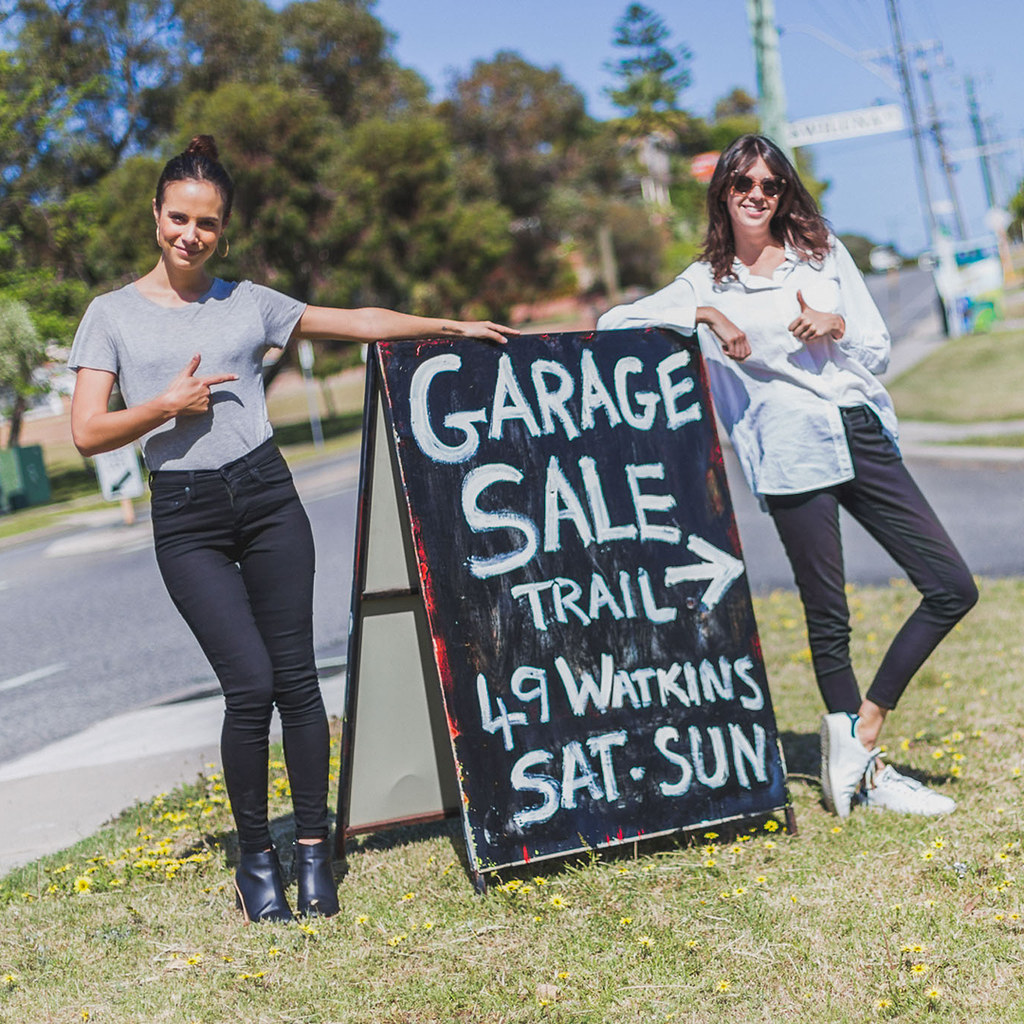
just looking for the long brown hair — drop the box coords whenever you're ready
[699,134,830,283]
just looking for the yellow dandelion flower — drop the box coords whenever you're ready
[619,917,633,926]
[703,832,719,840]
[533,915,542,922]
[387,933,407,946]
[932,838,946,849]
[876,998,893,1010]
[704,858,717,868]
[423,921,434,930]
[81,1012,90,1022]
[2,974,19,988]
[732,886,746,896]
[186,955,202,966]
[557,971,569,979]
[617,867,630,875]
[764,840,777,850]
[910,963,929,975]
[549,895,566,909]
[921,851,935,861]
[951,753,964,762]
[764,820,779,832]
[355,914,368,924]
[716,979,731,993]
[1013,768,1023,779]
[755,875,768,885]
[637,935,654,949]
[831,826,843,834]
[950,765,962,777]
[268,947,282,956]
[925,987,941,1000]
[686,939,700,949]
[400,892,416,901]
[73,876,92,893]
[931,749,945,760]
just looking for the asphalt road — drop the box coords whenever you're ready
[0,459,359,765]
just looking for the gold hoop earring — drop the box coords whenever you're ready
[218,237,230,258]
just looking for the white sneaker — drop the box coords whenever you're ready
[860,764,957,816]
[820,712,879,818]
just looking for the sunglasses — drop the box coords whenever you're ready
[730,173,786,198]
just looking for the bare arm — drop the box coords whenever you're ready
[696,306,750,361]
[293,306,519,346]
[71,355,238,457]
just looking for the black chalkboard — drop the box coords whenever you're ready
[345,328,791,878]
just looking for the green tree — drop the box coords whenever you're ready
[319,113,512,316]
[0,296,46,448]
[175,0,282,94]
[605,4,692,135]
[280,0,427,124]
[441,52,614,307]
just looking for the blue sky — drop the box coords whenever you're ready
[373,0,1023,256]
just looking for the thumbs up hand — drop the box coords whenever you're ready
[788,290,846,343]
[164,354,239,416]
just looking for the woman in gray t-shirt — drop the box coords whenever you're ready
[69,135,516,924]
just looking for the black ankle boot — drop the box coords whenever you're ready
[294,840,340,917]
[234,848,294,924]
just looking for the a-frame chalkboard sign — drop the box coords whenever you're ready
[335,329,793,889]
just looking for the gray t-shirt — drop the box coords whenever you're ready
[69,280,306,471]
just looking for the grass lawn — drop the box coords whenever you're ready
[2,578,1023,1022]
[887,325,1024,423]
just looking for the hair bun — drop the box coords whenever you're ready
[185,134,219,161]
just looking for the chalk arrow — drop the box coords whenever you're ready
[664,535,745,611]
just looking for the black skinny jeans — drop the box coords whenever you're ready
[150,440,329,853]
[766,405,977,715]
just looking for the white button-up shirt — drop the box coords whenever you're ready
[597,238,898,500]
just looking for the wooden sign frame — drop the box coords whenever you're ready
[335,331,794,889]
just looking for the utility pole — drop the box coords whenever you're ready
[965,75,997,210]
[746,0,793,161]
[885,0,939,253]
[916,52,968,239]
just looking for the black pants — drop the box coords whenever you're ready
[151,440,329,853]
[766,406,977,714]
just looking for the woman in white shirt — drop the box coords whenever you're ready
[598,134,975,820]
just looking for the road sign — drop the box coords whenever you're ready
[94,445,144,502]
[785,104,905,147]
